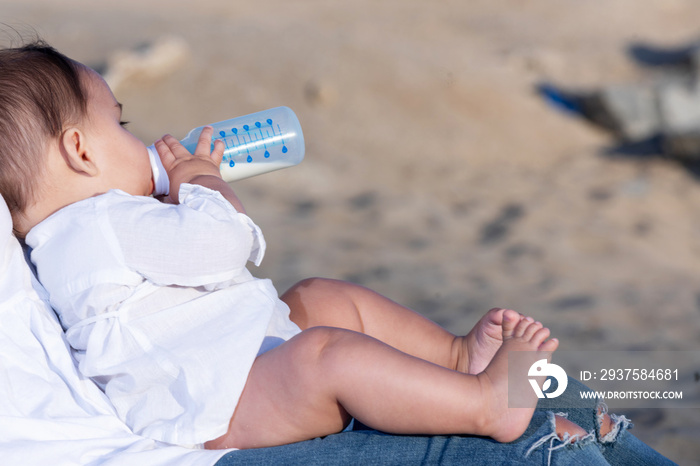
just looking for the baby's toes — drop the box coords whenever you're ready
[501,309,520,338]
[522,321,544,340]
[512,315,533,338]
[537,333,559,353]
[528,326,550,346]
[486,307,507,324]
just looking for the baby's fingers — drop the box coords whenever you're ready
[193,126,223,165]
[160,134,194,156]
[210,139,225,166]
[154,137,176,169]
[194,126,215,157]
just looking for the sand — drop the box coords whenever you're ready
[2,0,699,462]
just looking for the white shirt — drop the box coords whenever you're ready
[25,184,301,446]
[0,194,228,465]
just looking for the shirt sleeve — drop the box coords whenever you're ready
[108,184,266,288]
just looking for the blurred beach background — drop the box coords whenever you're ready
[2,0,700,463]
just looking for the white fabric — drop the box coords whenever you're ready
[25,184,301,446]
[0,194,227,465]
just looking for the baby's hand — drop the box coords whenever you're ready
[154,126,225,203]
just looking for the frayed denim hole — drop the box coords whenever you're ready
[595,401,633,444]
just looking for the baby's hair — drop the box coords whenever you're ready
[0,40,88,219]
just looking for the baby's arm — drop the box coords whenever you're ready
[154,126,246,212]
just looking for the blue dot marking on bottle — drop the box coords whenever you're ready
[255,122,261,128]
[219,131,226,138]
[243,125,249,131]
[266,119,272,125]
[264,150,270,158]
[282,146,288,154]
[229,160,235,167]
[232,128,238,134]
[247,155,253,163]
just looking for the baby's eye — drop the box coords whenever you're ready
[120,120,130,128]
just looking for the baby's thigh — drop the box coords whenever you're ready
[206,328,352,450]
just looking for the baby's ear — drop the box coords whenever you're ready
[59,127,99,176]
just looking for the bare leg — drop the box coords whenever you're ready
[205,314,558,450]
[282,279,592,441]
[282,278,458,368]
[281,278,516,374]
[555,416,588,442]
[597,409,614,437]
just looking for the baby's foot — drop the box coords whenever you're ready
[459,308,523,374]
[477,314,559,443]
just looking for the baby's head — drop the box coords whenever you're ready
[0,41,152,235]
[0,41,86,217]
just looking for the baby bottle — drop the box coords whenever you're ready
[148,106,305,196]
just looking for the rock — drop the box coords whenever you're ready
[102,35,190,93]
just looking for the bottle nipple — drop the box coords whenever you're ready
[147,146,170,196]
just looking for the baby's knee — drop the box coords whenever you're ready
[554,415,588,442]
[294,326,356,361]
[290,277,344,294]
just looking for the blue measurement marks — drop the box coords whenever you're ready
[219,118,288,167]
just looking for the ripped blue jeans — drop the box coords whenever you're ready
[521,375,674,465]
[214,377,676,465]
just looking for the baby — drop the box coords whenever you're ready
[0,41,558,450]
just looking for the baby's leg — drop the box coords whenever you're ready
[282,278,513,374]
[207,326,483,449]
[282,278,457,369]
[206,320,557,450]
